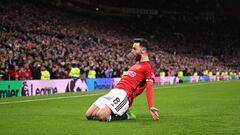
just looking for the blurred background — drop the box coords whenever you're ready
[0,0,239,80]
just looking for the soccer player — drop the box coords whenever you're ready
[85,38,159,121]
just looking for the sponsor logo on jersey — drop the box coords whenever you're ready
[127,71,137,77]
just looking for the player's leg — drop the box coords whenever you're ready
[92,89,128,121]
[96,105,112,121]
[86,94,109,120]
[85,104,100,120]
[95,104,131,121]
[87,89,136,121]
[104,90,134,121]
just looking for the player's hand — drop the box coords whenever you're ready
[150,107,159,120]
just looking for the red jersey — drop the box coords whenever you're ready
[23,69,32,80]
[115,61,155,107]
[11,71,20,80]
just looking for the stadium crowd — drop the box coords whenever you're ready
[0,1,239,80]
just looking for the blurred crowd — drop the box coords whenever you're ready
[0,1,239,80]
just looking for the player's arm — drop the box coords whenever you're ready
[146,78,159,120]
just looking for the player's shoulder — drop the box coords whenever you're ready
[140,61,154,69]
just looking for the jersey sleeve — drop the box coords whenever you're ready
[146,79,154,108]
[145,64,155,81]
[145,63,155,108]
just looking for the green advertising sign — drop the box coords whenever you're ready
[182,76,190,82]
[0,81,23,98]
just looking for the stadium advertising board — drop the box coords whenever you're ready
[22,79,88,96]
[86,78,113,91]
[65,79,88,92]
[154,77,160,85]
[202,75,210,82]
[160,77,179,85]
[22,80,63,96]
[112,78,121,88]
[190,76,200,83]
[182,76,190,83]
[1,75,239,98]
[0,81,23,98]
[224,75,230,80]
[209,76,216,81]
[219,75,224,80]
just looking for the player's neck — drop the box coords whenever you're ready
[140,55,149,62]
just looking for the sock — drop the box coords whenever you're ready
[107,113,128,121]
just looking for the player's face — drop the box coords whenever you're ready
[131,42,142,61]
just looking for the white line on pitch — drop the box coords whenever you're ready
[0,93,106,105]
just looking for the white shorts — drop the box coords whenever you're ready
[94,89,129,116]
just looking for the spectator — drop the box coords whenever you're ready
[68,61,80,78]
[40,66,51,80]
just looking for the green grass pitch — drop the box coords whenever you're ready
[0,80,240,135]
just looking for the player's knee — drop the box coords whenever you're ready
[85,110,93,120]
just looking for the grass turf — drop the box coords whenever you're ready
[0,80,240,135]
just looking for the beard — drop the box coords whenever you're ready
[135,54,142,62]
[127,53,141,62]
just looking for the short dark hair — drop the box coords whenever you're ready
[133,38,149,51]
